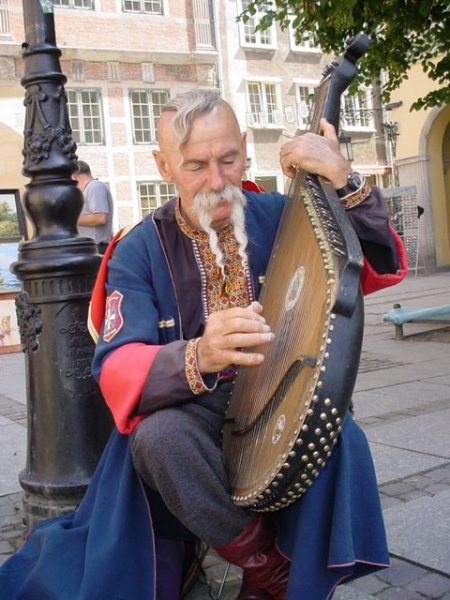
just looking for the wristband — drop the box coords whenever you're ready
[340,181,372,210]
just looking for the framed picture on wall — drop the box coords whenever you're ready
[0,242,21,292]
[0,189,27,242]
[0,293,21,353]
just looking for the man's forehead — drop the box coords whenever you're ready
[162,111,241,155]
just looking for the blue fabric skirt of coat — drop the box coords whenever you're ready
[0,415,389,600]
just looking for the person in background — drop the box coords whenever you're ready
[73,160,113,254]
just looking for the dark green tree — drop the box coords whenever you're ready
[239,0,450,110]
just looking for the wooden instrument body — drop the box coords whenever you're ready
[222,34,370,512]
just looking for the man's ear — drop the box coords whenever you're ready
[241,132,247,166]
[152,150,173,183]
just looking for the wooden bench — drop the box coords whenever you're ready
[383,303,450,340]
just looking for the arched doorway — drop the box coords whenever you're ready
[443,122,450,263]
[420,105,450,270]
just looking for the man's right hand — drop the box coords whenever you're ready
[196,301,275,373]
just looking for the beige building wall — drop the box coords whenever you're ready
[0,0,218,234]
[390,63,450,271]
[1,0,392,240]
[216,2,387,194]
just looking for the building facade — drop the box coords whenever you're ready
[387,64,450,272]
[1,0,393,239]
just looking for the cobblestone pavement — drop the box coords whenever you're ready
[2,406,450,599]
[2,273,450,599]
[3,493,450,600]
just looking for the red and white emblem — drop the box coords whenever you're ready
[103,290,124,342]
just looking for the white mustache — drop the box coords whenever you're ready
[193,185,247,215]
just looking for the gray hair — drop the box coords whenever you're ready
[161,90,236,149]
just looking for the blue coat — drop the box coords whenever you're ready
[0,190,391,600]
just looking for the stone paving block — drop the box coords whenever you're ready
[340,573,389,596]
[406,573,450,597]
[400,490,430,503]
[333,586,377,599]
[0,539,13,554]
[367,409,450,459]
[0,423,26,495]
[425,483,450,496]
[427,466,450,482]
[380,496,404,510]
[369,443,447,485]
[377,560,427,586]
[375,588,427,599]
[384,490,450,575]
[404,474,439,490]
[353,382,450,419]
[356,359,450,392]
[381,482,416,496]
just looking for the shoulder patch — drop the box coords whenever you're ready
[103,290,124,342]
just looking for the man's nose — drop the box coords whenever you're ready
[207,163,226,191]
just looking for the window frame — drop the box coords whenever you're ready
[288,24,321,54]
[66,88,105,146]
[53,0,95,10]
[0,0,11,36]
[129,89,170,145]
[294,79,320,131]
[138,181,177,217]
[238,0,277,50]
[122,0,163,15]
[245,79,283,129]
[341,88,376,132]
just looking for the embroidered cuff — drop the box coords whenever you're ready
[185,338,218,395]
[340,182,372,210]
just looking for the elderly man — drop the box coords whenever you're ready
[91,91,405,599]
[0,91,406,600]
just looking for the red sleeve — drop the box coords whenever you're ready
[99,343,163,434]
[360,226,408,296]
[88,226,136,343]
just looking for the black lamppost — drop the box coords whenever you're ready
[339,134,354,162]
[383,121,399,158]
[13,0,113,526]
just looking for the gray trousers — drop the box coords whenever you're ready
[131,381,253,546]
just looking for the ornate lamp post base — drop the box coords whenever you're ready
[14,0,113,526]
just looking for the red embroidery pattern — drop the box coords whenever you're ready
[176,201,253,393]
[176,203,251,314]
[185,338,210,395]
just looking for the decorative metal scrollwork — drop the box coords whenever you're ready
[15,291,43,352]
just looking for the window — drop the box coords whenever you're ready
[193,0,215,49]
[107,62,120,82]
[246,81,282,128]
[295,82,318,130]
[54,0,94,9]
[71,61,84,81]
[0,0,11,36]
[239,0,276,49]
[130,90,169,144]
[138,182,177,217]
[342,89,374,130]
[289,26,320,53]
[122,0,162,14]
[67,89,104,145]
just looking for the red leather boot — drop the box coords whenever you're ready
[236,572,274,599]
[214,514,290,600]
